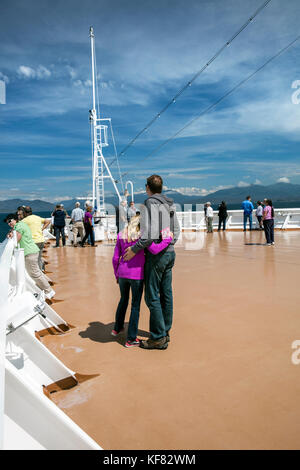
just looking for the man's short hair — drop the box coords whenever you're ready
[75,202,80,207]
[147,174,163,194]
[246,195,251,200]
[4,213,18,223]
[24,206,32,215]
[56,204,61,209]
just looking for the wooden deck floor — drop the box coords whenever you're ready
[42,230,300,450]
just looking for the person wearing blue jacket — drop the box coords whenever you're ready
[242,196,254,231]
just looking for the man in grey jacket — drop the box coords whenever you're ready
[124,174,180,349]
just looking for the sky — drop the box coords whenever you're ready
[1,0,300,202]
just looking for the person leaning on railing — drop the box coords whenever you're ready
[22,205,50,270]
[4,213,55,300]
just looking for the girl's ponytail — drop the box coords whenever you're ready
[268,199,274,218]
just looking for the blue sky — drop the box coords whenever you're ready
[1,0,300,202]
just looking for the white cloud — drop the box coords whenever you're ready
[18,65,36,78]
[164,186,207,196]
[163,184,234,196]
[0,72,9,84]
[17,65,51,80]
[277,177,290,183]
[36,65,51,79]
[52,196,74,202]
[66,66,77,79]
[237,181,250,188]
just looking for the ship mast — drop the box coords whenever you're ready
[89,26,121,215]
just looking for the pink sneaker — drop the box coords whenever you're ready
[125,338,140,348]
[111,328,125,336]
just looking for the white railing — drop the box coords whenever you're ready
[90,208,300,236]
[0,238,101,450]
[176,208,300,231]
[0,239,15,449]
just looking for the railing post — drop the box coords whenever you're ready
[282,213,290,230]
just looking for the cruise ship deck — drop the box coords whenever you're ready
[42,230,300,450]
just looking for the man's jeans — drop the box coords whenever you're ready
[144,251,176,341]
[243,213,252,230]
[114,278,144,341]
[54,226,65,246]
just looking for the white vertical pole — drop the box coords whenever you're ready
[90,27,99,211]
[90,27,96,113]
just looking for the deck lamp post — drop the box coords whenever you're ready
[125,181,134,203]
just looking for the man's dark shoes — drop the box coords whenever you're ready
[140,336,168,350]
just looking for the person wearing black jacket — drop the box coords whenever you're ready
[218,201,228,231]
[52,204,66,247]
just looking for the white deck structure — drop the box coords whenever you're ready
[0,236,101,450]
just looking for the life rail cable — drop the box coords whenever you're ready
[109,0,273,168]
[121,34,300,180]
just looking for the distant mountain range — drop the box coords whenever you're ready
[1,183,300,213]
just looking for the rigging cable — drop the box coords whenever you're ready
[121,34,300,179]
[108,0,273,168]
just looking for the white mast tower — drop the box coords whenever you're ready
[89,26,122,217]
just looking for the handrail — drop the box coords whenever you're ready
[0,238,16,449]
[176,208,300,231]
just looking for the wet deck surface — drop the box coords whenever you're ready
[43,230,300,450]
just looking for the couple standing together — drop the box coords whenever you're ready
[112,175,180,349]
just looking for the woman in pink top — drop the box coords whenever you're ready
[263,199,275,246]
[112,215,173,348]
